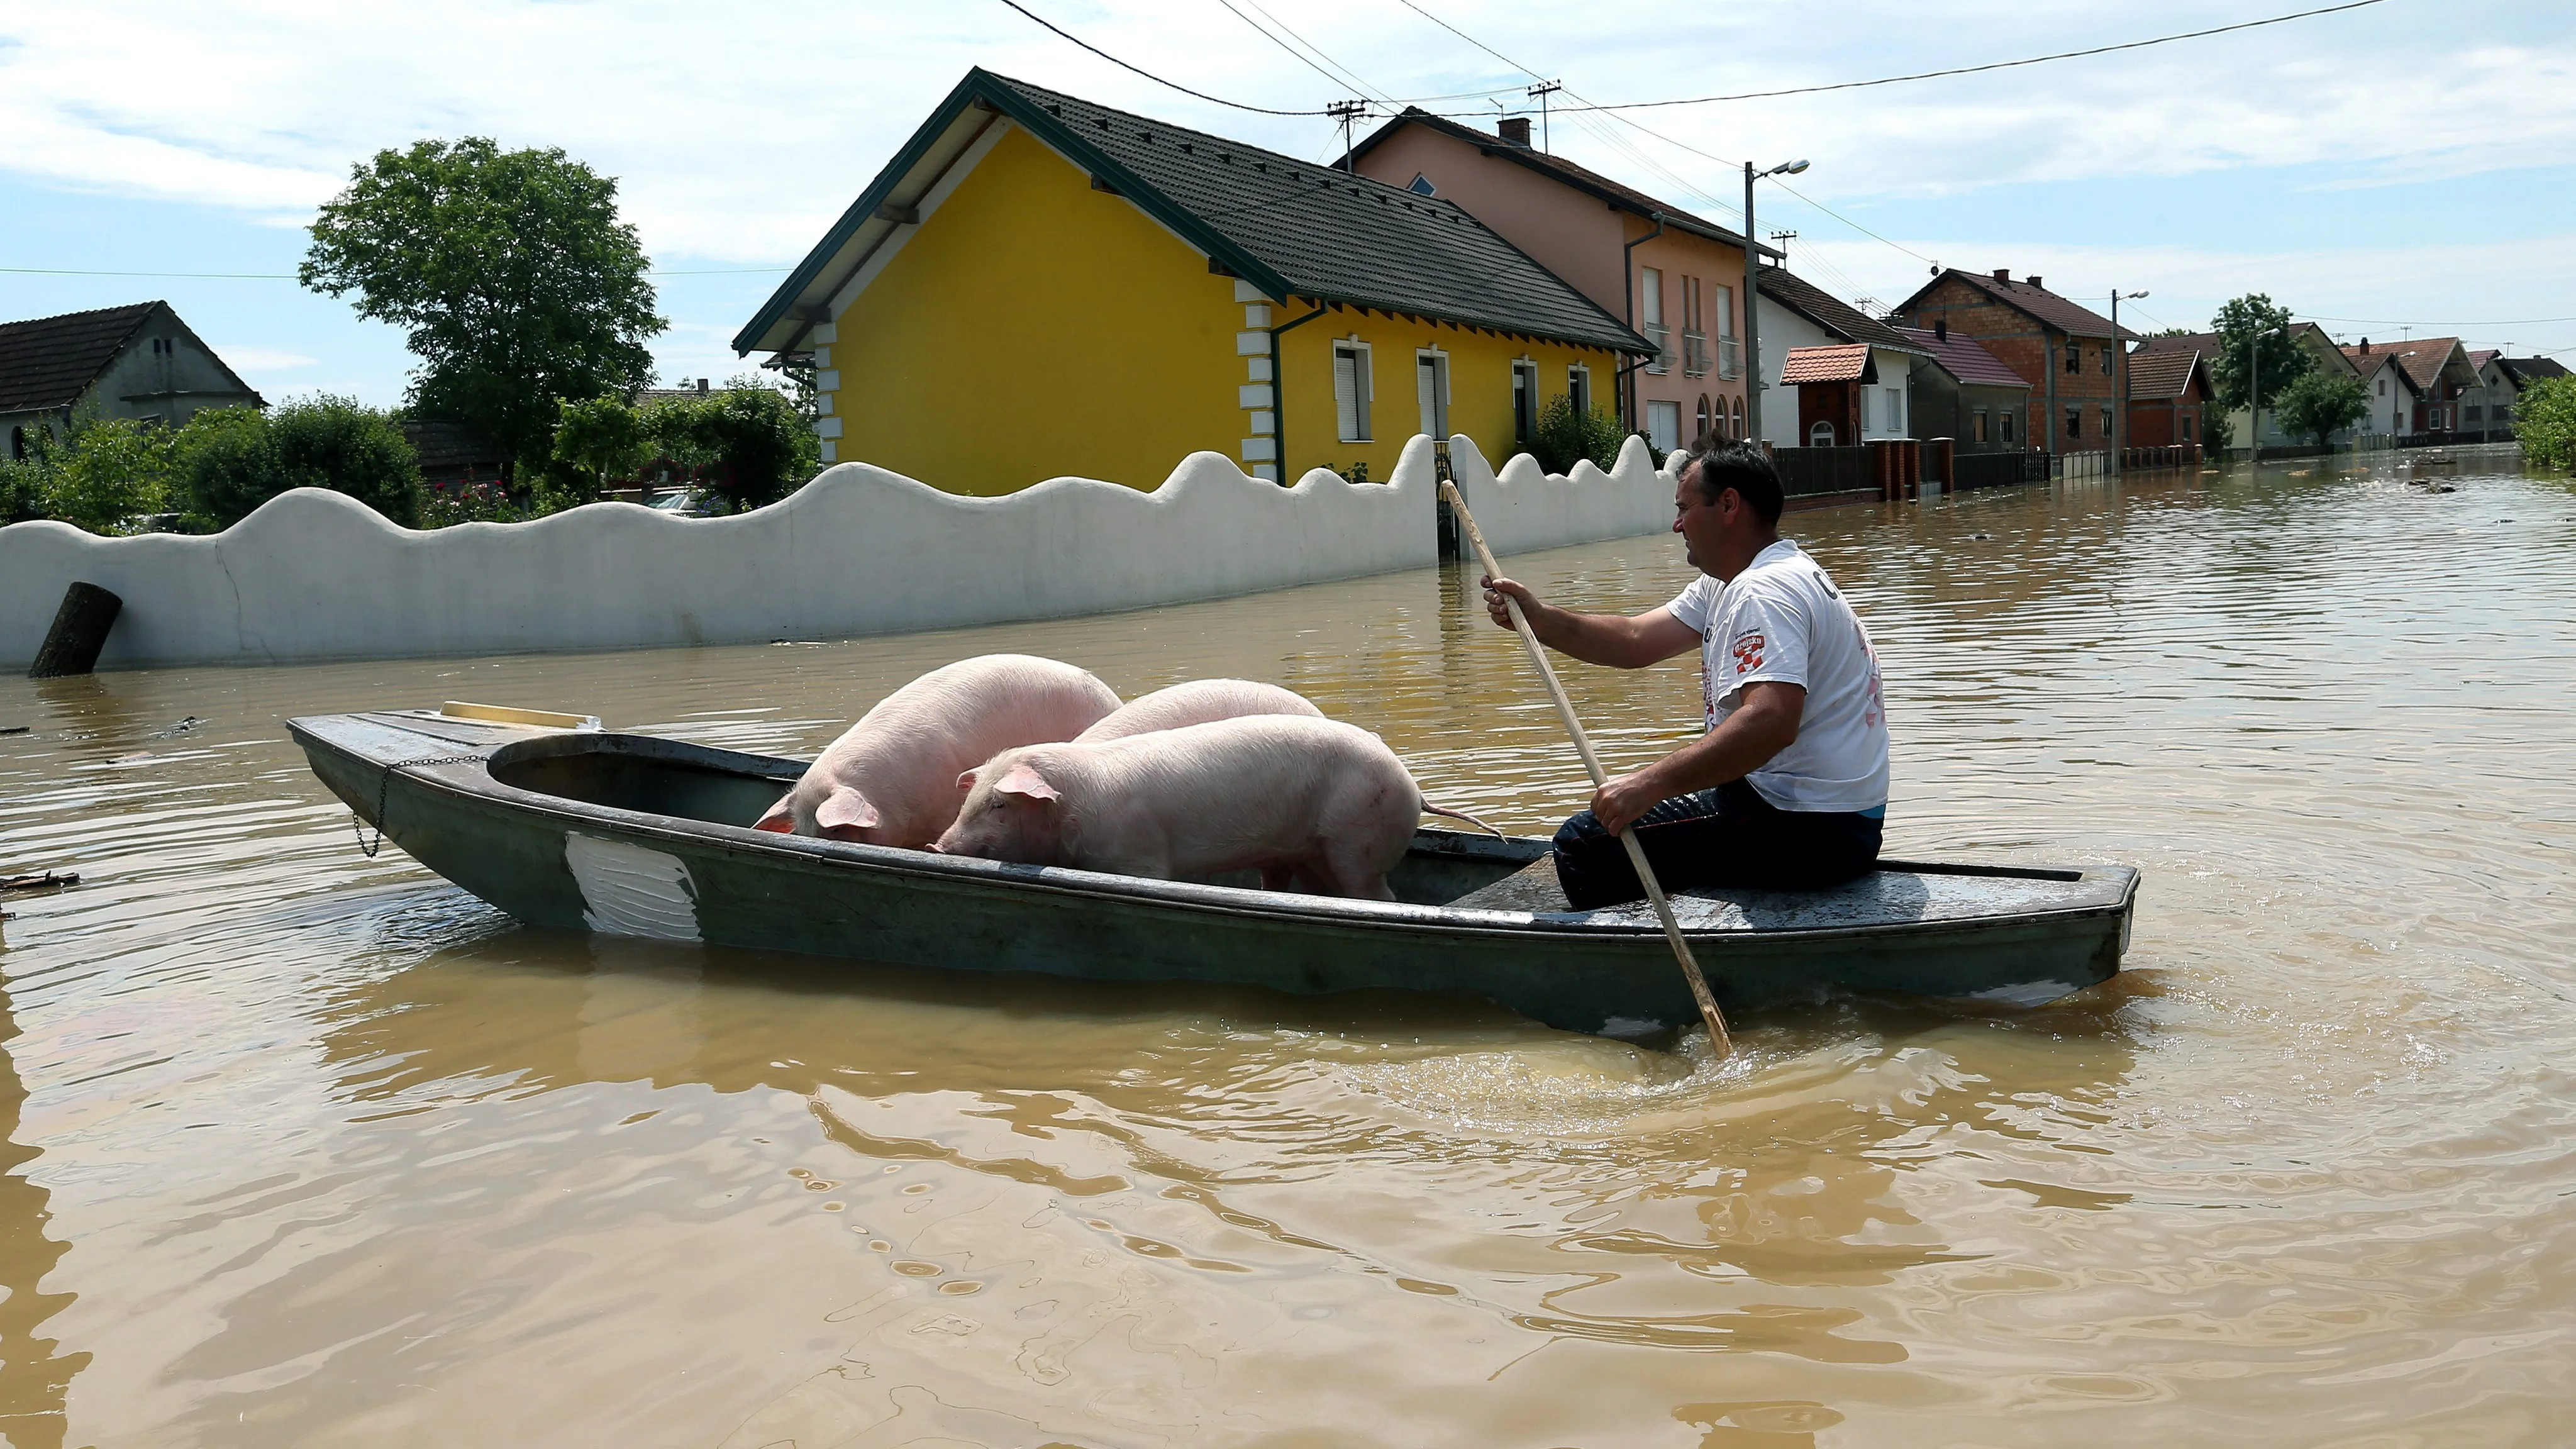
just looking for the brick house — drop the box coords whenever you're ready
[1898,323,2033,451]
[2123,348,2212,448]
[1345,108,1772,454]
[2140,323,2362,450]
[1889,269,2135,457]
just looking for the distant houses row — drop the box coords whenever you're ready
[6,69,2560,507]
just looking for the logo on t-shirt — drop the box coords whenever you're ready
[1729,631,1766,673]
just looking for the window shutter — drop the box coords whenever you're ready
[1418,355,1437,439]
[1357,347,1372,440]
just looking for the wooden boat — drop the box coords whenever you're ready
[289,708,2140,1035]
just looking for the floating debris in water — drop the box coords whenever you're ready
[1,870,79,894]
[148,716,208,738]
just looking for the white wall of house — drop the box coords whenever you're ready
[1860,348,1919,442]
[2472,361,2519,432]
[1753,292,1835,449]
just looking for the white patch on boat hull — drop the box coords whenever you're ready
[565,834,701,942]
[1961,979,2080,1008]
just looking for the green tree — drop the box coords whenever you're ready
[48,416,175,533]
[549,393,652,503]
[2516,374,2576,470]
[177,397,426,528]
[1529,393,1625,475]
[2207,294,2315,415]
[1,427,58,525]
[645,382,819,512]
[2275,371,2371,450]
[299,136,664,477]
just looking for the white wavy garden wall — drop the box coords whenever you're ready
[0,435,1680,669]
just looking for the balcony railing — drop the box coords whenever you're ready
[1645,323,1672,374]
[1683,331,1711,376]
[1718,335,1741,380]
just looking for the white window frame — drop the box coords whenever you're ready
[1568,363,1592,416]
[1511,357,1539,443]
[1415,347,1451,440]
[1333,339,1375,443]
[1645,399,1680,454]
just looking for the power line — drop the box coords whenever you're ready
[1555,0,2389,112]
[992,0,1335,116]
[1209,0,1392,108]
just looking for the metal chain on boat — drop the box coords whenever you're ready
[351,755,483,860]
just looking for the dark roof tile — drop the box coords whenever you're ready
[2124,349,2206,401]
[987,76,1645,354]
[1894,326,2029,388]
[0,302,160,413]
[1757,269,1921,353]
[1900,269,2134,340]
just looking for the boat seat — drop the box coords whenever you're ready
[1445,853,1568,912]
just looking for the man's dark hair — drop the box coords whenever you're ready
[1685,440,1784,526]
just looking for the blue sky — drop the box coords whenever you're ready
[3,0,2568,409]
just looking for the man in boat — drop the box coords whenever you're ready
[1480,441,1889,909]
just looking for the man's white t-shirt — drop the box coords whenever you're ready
[1665,539,1889,813]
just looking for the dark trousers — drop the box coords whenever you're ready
[1552,780,1884,910]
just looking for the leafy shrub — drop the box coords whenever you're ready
[2516,374,2576,470]
[179,396,426,528]
[2,436,58,525]
[48,416,175,533]
[644,383,818,511]
[1529,393,1625,475]
[550,393,652,504]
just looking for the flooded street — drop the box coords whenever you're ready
[2,448,2572,1446]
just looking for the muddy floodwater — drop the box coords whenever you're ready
[1,448,2572,1446]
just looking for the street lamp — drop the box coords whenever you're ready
[1741,158,1809,447]
[2110,289,2147,478]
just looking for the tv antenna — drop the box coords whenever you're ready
[1526,80,1563,152]
[1325,99,1367,172]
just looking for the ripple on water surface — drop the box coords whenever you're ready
[2,450,2575,1445]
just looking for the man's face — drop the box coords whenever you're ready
[1672,464,1733,575]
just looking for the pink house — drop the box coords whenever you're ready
[1348,109,1776,455]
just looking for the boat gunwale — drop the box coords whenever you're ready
[287,713,2140,945]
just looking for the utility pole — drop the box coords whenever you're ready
[1326,100,1365,173]
[1526,80,1562,152]
[1741,158,1808,448]
[2110,289,2146,477]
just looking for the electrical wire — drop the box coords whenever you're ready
[1552,0,2389,112]
[992,0,1336,116]
[1209,0,1394,108]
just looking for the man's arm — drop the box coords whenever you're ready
[1482,576,1701,670]
[1587,681,1806,834]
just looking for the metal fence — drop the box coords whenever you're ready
[1952,450,2043,491]
[1770,445,1877,497]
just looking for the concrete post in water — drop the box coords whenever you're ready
[27,582,122,679]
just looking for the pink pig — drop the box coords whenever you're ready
[933,714,1494,899]
[1072,678,1323,744]
[755,653,1120,848]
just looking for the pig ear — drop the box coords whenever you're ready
[753,793,795,833]
[956,769,977,792]
[814,786,881,835]
[994,762,1060,802]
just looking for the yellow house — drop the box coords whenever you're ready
[735,70,1648,496]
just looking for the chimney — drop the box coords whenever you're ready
[2027,275,2042,291]
[696,378,709,392]
[1935,319,1948,341]
[2358,337,2371,353]
[1991,269,2010,283]
[1497,116,1532,147]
